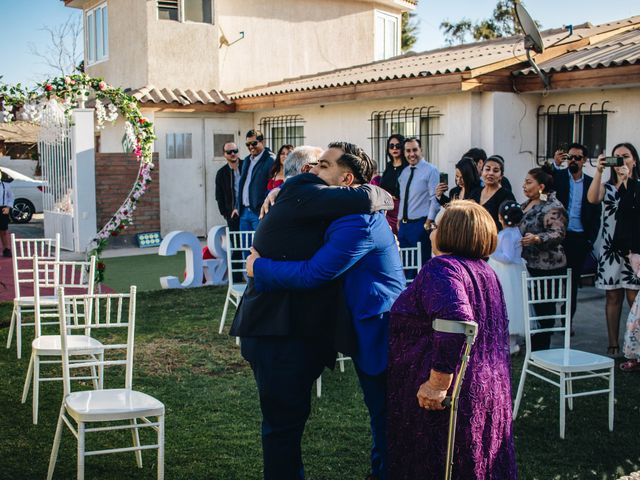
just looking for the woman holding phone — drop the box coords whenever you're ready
[587,142,640,355]
[436,157,480,206]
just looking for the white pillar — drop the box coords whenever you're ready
[70,109,97,253]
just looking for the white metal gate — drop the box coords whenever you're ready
[39,100,75,251]
[38,101,97,253]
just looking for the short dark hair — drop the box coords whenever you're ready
[463,147,487,164]
[221,142,236,154]
[404,137,422,148]
[328,141,375,184]
[246,129,264,141]
[567,142,589,159]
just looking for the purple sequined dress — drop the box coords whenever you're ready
[388,255,518,479]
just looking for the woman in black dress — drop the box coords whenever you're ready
[379,134,408,234]
[436,156,480,206]
[470,155,515,231]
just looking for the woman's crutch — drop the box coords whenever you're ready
[433,319,479,480]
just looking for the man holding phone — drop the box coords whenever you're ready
[553,142,602,327]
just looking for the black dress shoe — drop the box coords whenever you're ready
[2,248,11,258]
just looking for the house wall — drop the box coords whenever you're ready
[146,5,219,90]
[79,0,406,93]
[84,0,149,90]
[92,85,640,234]
[215,0,405,93]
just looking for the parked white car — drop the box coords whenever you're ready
[1,167,44,223]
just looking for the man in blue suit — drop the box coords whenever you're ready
[246,148,406,480]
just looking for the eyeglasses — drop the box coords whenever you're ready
[388,143,401,150]
[225,149,239,155]
[246,141,259,148]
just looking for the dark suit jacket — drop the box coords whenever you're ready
[553,169,601,242]
[215,161,243,220]
[236,149,275,214]
[229,174,393,364]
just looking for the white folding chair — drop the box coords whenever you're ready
[6,233,61,358]
[22,255,101,424]
[47,286,165,480]
[513,269,615,439]
[316,353,351,398]
[218,228,254,334]
[399,241,422,284]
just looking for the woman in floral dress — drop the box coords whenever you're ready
[587,143,640,356]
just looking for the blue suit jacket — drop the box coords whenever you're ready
[253,212,406,375]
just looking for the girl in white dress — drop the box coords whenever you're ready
[489,200,526,354]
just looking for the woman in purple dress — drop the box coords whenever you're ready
[388,200,518,479]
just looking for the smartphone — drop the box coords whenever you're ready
[439,172,449,187]
[603,156,624,167]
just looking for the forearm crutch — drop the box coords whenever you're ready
[433,319,479,480]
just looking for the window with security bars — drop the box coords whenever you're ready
[369,107,443,171]
[259,115,306,151]
[537,102,612,164]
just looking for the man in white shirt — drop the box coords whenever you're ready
[397,137,440,262]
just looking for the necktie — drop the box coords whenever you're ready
[402,166,416,221]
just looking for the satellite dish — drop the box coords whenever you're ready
[514,0,549,88]
[515,1,544,54]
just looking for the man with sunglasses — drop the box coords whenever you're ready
[215,141,243,232]
[237,129,275,231]
[553,142,602,327]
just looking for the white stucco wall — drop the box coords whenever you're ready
[216,0,405,93]
[146,6,219,90]
[85,0,149,90]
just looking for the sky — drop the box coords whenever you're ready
[0,0,638,87]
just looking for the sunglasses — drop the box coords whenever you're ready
[388,143,402,149]
[225,149,238,155]
[565,154,584,161]
[245,141,259,148]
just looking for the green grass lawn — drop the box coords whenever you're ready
[1,287,639,479]
[102,252,188,292]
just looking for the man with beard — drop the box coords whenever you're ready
[230,142,392,480]
[246,146,405,480]
[553,142,602,325]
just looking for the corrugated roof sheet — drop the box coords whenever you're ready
[515,27,640,75]
[0,122,39,143]
[230,16,640,99]
[130,85,232,106]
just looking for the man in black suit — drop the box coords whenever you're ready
[553,142,602,323]
[230,142,392,480]
[215,141,243,231]
[236,129,275,232]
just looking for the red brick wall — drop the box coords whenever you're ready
[94,153,160,240]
